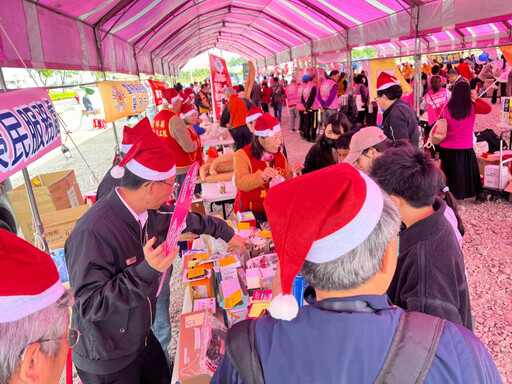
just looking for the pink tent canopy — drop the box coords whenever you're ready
[0,0,511,76]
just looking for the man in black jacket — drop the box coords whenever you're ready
[66,136,244,383]
[370,146,472,330]
[375,72,419,147]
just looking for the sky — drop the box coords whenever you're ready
[181,48,241,71]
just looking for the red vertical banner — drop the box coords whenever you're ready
[209,54,232,121]
[147,80,167,106]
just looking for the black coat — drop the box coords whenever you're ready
[382,99,419,146]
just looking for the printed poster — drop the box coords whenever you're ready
[367,58,413,101]
[209,54,232,121]
[96,81,149,123]
[0,88,61,182]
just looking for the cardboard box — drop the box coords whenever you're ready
[484,165,508,189]
[477,156,500,176]
[8,170,82,244]
[178,311,211,384]
[190,199,206,215]
[39,205,89,249]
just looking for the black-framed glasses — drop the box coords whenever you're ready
[39,328,81,349]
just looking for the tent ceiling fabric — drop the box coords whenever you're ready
[0,0,511,76]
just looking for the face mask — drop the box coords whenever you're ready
[324,136,337,148]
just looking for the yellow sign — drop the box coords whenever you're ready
[248,300,271,317]
[224,289,243,309]
[237,222,250,231]
[96,81,149,123]
[193,253,210,260]
[500,46,512,68]
[368,59,413,101]
[258,229,272,239]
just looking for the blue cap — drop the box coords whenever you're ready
[302,75,309,82]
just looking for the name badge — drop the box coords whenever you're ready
[126,256,137,266]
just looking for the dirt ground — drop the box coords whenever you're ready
[15,98,511,383]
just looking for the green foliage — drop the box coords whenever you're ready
[49,91,76,101]
[351,47,378,59]
[30,69,55,86]
[226,57,247,66]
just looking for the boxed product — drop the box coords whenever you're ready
[8,170,83,244]
[236,211,256,230]
[178,310,227,384]
[184,267,215,300]
[477,155,500,176]
[484,165,508,189]
[38,205,89,249]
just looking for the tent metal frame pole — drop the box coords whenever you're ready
[413,6,421,116]
[0,63,49,252]
[347,30,353,94]
[94,27,120,155]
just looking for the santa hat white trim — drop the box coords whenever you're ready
[121,143,132,153]
[377,82,398,91]
[0,280,64,323]
[126,159,176,181]
[181,109,198,118]
[246,112,262,124]
[306,171,384,263]
[255,124,281,137]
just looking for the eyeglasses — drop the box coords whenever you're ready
[144,181,180,190]
[39,329,81,349]
[159,181,180,190]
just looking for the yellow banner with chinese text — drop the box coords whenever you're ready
[96,81,149,123]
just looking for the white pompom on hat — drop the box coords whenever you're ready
[0,229,64,322]
[263,163,384,321]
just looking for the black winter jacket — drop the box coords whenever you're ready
[387,198,472,330]
[382,99,419,146]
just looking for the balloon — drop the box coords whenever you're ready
[477,52,489,63]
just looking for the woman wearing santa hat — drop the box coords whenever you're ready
[233,113,303,222]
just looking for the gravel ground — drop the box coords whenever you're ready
[17,98,510,383]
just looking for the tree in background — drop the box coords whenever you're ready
[29,69,54,86]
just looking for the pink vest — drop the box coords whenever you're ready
[319,79,340,109]
[310,83,321,110]
[286,83,300,107]
[425,89,449,126]
[297,83,307,111]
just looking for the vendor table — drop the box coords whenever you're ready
[201,181,237,219]
[201,135,235,149]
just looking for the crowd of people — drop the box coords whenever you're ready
[1,53,510,384]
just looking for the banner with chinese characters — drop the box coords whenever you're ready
[96,81,149,123]
[209,54,232,121]
[428,52,461,65]
[147,79,167,106]
[0,88,61,182]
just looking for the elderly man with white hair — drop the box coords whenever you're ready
[222,86,253,150]
[0,229,74,384]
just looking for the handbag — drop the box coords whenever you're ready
[426,103,448,147]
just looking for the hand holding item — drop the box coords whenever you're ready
[261,167,279,183]
[291,161,304,176]
[144,237,179,272]
[179,232,199,242]
[227,234,246,254]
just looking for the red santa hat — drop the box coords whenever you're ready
[0,229,64,322]
[246,106,263,124]
[121,117,154,153]
[254,113,281,137]
[111,135,176,180]
[162,88,180,105]
[181,104,198,119]
[376,72,400,91]
[263,163,384,321]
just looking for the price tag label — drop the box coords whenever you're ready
[258,229,272,238]
[219,256,237,268]
[224,289,242,309]
[248,301,271,318]
[187,267,206,279]
[238,222,250,231]
[187,260,199,268]
[193,253,210,260]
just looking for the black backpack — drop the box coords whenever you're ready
[226,311,445,384]
[475,129,508,154]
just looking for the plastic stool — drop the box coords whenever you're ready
[84,191,97,206]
